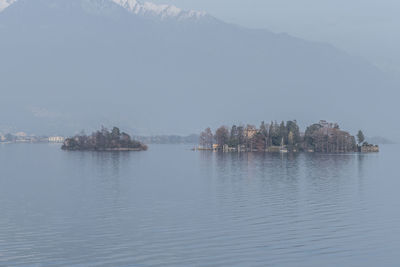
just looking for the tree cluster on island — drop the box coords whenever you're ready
[199,120,378,153]
[62,127,148,151]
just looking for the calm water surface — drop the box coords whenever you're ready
[0,143,399,266]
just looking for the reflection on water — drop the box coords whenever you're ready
[0,144,399,266]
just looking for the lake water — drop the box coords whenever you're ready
[0,143,399,266]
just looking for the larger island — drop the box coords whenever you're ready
[62,127,148,151]
[197,120,379,153]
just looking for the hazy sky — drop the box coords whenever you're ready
[1,0,398,138]
[152,0,400,74]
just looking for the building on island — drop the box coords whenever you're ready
[245,125,257,139]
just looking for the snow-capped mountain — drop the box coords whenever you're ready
[0,0,16,12]
[111,0,206,20]
[0,0,207,20]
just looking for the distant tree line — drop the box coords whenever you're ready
[3,133,16,142]
[199,120,362,153]
[62,127,148,151]
[135,134,199,144]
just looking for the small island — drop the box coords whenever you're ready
[197,120,379,153]
[62,127,148,151]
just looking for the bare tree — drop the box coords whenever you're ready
[215,126,230,147]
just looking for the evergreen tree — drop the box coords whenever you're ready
[268,122,274,146]
[357,130,365,145]
[237,126,245,146]
[269,121,281,146]
[288,131,294,146]
[111,127,121,140]
[286,120,300,145]
[279,121,287,145]
[260,121,268,137]
[229,125,239,147]
[259,121,268,149]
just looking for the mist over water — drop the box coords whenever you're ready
[1,144,399,266]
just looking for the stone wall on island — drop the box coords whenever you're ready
[361,145,379,153]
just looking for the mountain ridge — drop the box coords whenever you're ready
[0,0,397,137]
[0,0,209,21]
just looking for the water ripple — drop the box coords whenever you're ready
[0,144,398,266]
